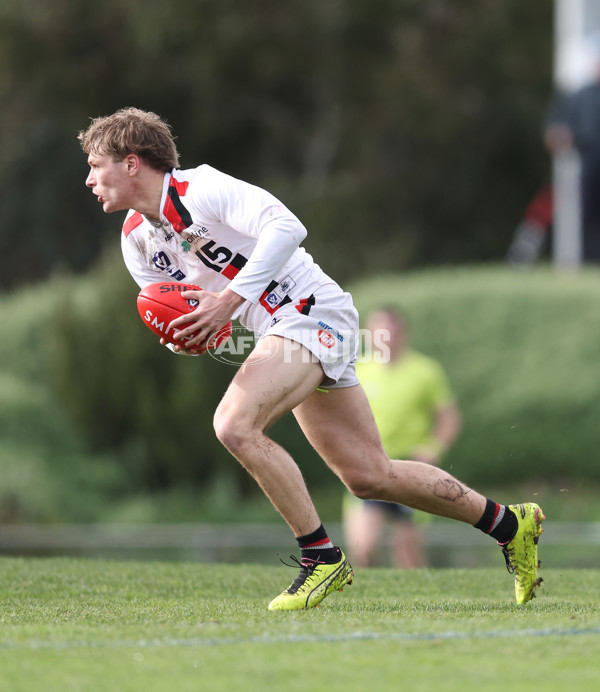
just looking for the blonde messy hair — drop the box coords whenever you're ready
[78,107,180,172]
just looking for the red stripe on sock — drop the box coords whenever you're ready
[304,537,332,548]
[487,504,501,533]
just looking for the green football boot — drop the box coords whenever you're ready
[268,549,354,611]
[499,503,545,604]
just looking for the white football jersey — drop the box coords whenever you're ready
[121,165,341,334]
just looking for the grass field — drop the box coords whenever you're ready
[0,557,598,691]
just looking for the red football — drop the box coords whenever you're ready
[136,282,232,350]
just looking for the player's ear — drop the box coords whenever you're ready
[125,154,140,176]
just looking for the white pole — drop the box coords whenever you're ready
[552,0,584,268]
[553,152,582,267]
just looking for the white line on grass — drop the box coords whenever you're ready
[1,627,600,651]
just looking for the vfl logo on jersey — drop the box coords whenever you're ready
[259,275,296,315]
[152,251,186,280]
[318,329,336,349]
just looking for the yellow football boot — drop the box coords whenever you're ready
[268,549,353,611]
[500,503,545,604]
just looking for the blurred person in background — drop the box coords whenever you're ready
[510,36,600,265]
[344,307,462,568]
[543,60,600,263]
[507,185,553,266]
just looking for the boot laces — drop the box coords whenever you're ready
[499,542,515,574]
[278,555,325,594]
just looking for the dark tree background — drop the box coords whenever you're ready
[0,0,553,289]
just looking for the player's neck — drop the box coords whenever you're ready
[132,170,164,223]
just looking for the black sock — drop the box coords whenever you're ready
[474,498,518,544]
[296,524,340,564]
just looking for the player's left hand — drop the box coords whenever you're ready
[168,288,242,349]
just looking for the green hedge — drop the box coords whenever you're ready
[2,258,600,522]
[47,246,238,491]
[0,278,125,522]
[350,266,600,484]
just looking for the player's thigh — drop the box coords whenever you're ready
[292,383,389,483]
[215,335,324,433]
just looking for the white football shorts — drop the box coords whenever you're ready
[253,284,360,388]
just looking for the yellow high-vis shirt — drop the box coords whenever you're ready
[357,349,455,459]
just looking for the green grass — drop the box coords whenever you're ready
[0,558,598,691]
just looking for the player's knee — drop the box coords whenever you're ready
[213,408,248,456]
[344,469,386,500]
